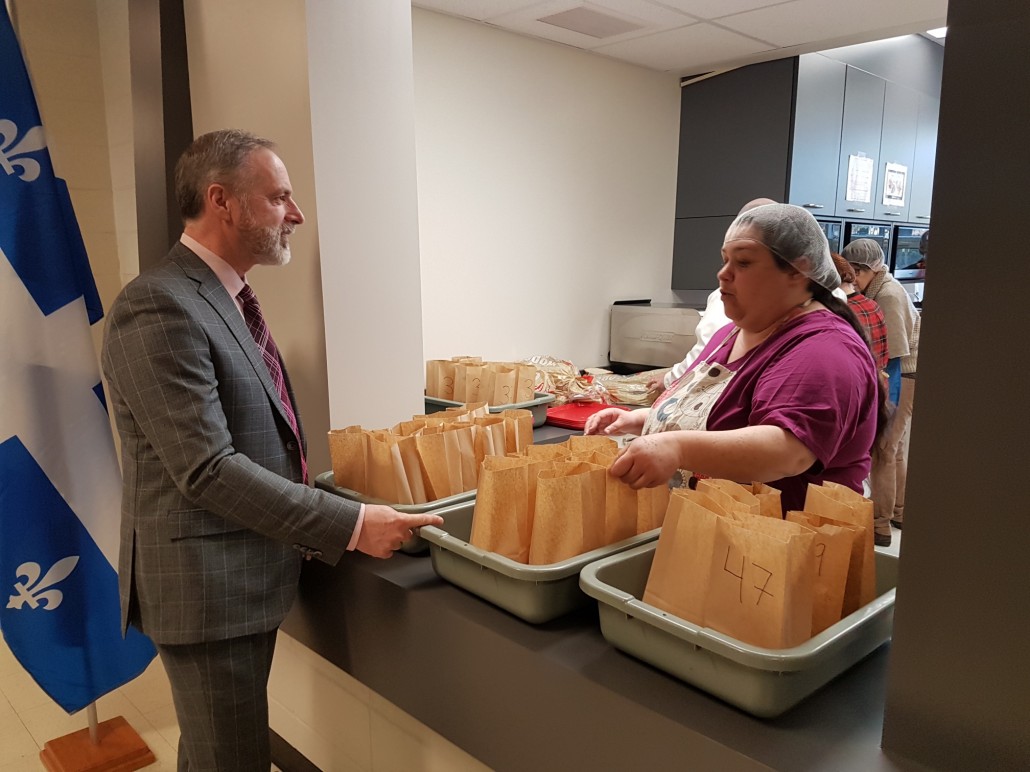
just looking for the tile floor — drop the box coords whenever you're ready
[0,524,902,772]
[0,637,180,770]
[0,639,288,771]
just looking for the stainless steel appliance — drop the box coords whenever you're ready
[891,225,929,280]
[816,218,843,253]
[843,221,893,258]
[609,302,700,369]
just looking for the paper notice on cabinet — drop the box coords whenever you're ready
[882,162,908,207]
[845,154,874,203]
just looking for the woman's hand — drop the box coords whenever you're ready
[583,407,647,436]
[609,433,681,489]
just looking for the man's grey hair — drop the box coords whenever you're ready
[174,129,276,221]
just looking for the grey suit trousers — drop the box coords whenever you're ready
[158,630,278,772]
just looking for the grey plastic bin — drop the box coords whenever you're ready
[579,542,898,717]
[423,391,555,427]
[419,505,659,624]
[314,471,475,554]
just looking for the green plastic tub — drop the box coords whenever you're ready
[423,391,555,427]
[314,471,475,554]
[579,542,899,718]
[419,505,659,624]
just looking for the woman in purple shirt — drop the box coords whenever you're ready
[585,204,885,513]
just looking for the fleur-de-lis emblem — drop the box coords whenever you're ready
[6,556,79,610]
[0,118,47,182]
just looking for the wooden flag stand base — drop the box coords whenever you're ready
[40,715,155,772]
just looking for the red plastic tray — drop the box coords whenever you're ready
[544,402,628,430]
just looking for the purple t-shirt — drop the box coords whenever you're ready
[673,310,877,512]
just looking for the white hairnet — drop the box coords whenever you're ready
[842,238,887,272]
[726,203,839,291]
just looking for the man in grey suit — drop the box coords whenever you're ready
[101,129,443,771]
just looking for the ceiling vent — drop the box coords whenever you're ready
[538,6,645,39]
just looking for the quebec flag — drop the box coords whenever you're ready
[0,6,156,713]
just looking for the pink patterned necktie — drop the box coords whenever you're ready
[237,283,308,483]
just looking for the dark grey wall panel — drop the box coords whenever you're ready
[129,0,192,270]
[671,215,735,291]
[880,0,1030,769]
[675,59,793,219]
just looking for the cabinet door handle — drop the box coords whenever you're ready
[883,212,901,217]
[801,203,825,209]
[847,208,867,213]
[916,215,931,219]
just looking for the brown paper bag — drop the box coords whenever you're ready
[366,431,403,502]
[696,480,760,517]
[789,509,869,618]
[642,491,720,625]
[445,422,479,493]
[749,482,783,518]
[515,363,538,403]
[786,513,854,634]
[568,435,619,455]
[327,426,367,493]
[529,461,607,564]
[697,479,761,515]
[523,444,571,461]
[425,360,457,401]
[637,485,672,533]
[416,430,462,500]
[704,515,815,649]
[679,488,737,518]
[604,476,638,545]
[804,483,876,609]
[488,364,517,406]
[500,409,534,455]
[452,365,476,403]
[473,416,508,468]
[470,456,533,562]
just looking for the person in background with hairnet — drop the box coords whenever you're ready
[586,204,888,515]
[843,238,920,546]
[832,252,888,372]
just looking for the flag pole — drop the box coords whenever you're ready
[87,702,99,745]
[1,4,159,771]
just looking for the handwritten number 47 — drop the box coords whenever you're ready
[722,547,775,605]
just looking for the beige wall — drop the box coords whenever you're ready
[413,9,681,368]
[182,0,333,477]
[9,0,125,358]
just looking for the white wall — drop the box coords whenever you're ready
[413,9,680,369]
[308,0,426,430]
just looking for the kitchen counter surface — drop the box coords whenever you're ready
[282,544,918,772]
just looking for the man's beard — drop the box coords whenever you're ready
[239,208,293,266]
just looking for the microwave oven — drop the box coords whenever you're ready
[891,225,929,280]
[816,218,842,253]
[842,221,893,257]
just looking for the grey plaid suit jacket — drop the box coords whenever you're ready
[102,243,360,645]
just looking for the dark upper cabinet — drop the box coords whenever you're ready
[675,59,794,219]
[908,93,940,222]
[671,216,736,291]
[788,54,846,214]
[874,81,920,221]
[671,43,942,291]
[835,66,886,217]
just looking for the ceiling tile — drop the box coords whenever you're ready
[486,0,694,50]
[594,21,774,73]
[652,0,793,21]
[715,0,948,48]
[412,1,541,23]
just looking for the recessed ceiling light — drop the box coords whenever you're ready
[926,27,947,38]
